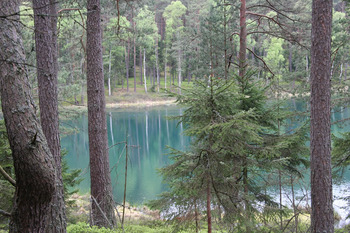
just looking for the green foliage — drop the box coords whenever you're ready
[135,6,158,49]
[67,222,115,233]
[67,221,170,233]
[62,150,83,206]
[163,1,187,40]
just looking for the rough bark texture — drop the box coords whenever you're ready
[32,0,66,231]
[239,0,247,78]
[87,0,116,228]
[310,0,334,232]
[0,1,60,232]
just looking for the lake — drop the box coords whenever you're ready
[61,106,190,204]
[61,102,350,224]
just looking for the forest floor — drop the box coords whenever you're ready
[105,90,176,109]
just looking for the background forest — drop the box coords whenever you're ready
[1,0,350,232]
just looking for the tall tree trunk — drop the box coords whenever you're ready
[132,10,137,93]
[239,1,252,231]
[143,49,148,93]
[155,37,160,92]
[87,0,116,228]
[125,39,130,92]
[164,47,167,89]
[178,48,182,95]
[206,173,212,233]
[32,0,66,231]
[310,0,334,232]
[140,46,143,85]
[0,1,62,231]
[133,38,137,92]
[108,48,112,96]
[239,0,247,79]
[80,58,86,105]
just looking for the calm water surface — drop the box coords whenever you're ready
[61,106,190,204]
[61,102,350,224]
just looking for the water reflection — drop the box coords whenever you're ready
[61,106,190,204]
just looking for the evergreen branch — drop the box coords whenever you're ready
[58,8,86,55]
[0,165,16,187]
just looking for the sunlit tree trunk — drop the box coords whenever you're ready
[87,0,116,228]
[310,0,334,232]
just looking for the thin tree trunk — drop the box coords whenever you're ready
[165,47,167,89]
[0,1,60,231]
[155,38,160,92]
[224,0,228,80]
[32,0,66,231]
[140,46,143,85]
[125,39,130,92]
[133,39,136,92]
[310,0,334,232]
[87,0,116,228]
[143,49,147,93]
[108,48,112,96]
[80,58,85,105]
[153,65,156,87]
[291,176,298,233]
[122,137,128,227]
[133,10,137,93]
[178,48,182,95]
[194,199,199,233]
[239,0,247,78]
[206,173,212,233]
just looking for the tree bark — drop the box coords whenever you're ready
[32,0,66,231]
[0,1,62,232]
[206,173,212,233]
[239,0,247,79]
[87,0,116,228]
[310,0,334,232]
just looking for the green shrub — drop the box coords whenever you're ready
[67,222,115,233]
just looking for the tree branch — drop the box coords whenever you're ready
[0,165,16,187]
[246,47,275,77]
[0,209,11,217]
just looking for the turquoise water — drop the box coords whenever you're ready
[61,102,350,222]
[61,106,190,204]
